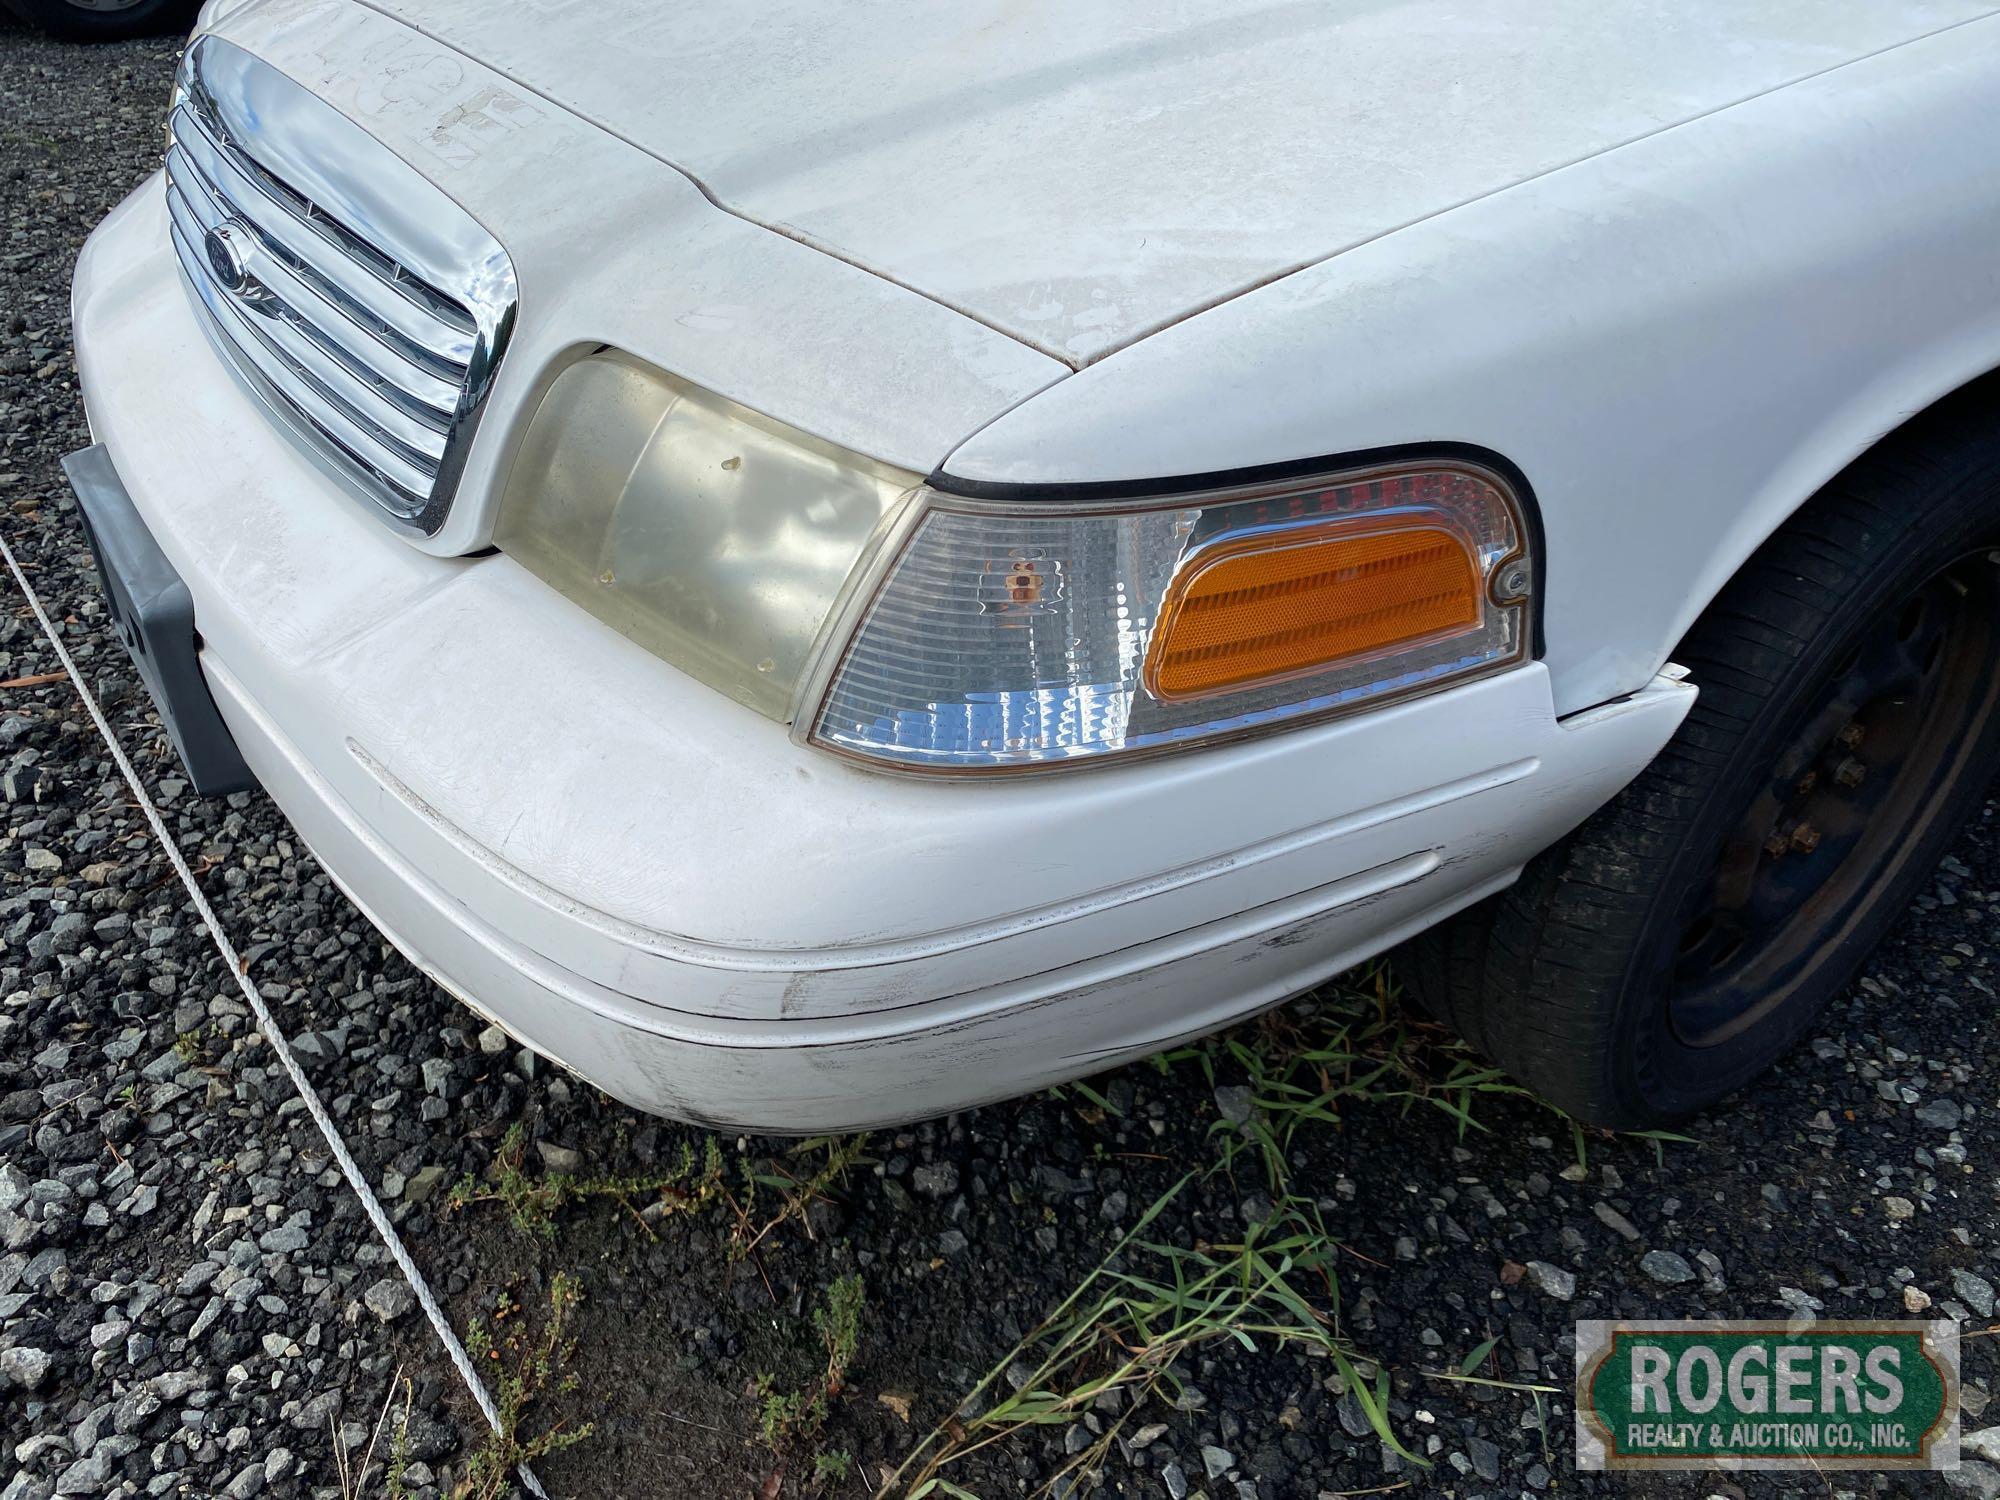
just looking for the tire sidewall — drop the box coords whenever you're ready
[6,0,192,41]
[1611,462,2000,1120]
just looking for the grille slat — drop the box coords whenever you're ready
[166,189,450,471]
[173,221,445,501]
[164,36,518,531]
[165,163,465,420]
[167,111,477,374]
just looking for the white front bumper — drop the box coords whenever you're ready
[74,178,1695,1131]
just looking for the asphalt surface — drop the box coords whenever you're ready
[3,20,2000,1500]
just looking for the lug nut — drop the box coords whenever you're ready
[1834,756,1867,789]
[1791,822,1822,854]
[1764,830,1791,858]
[1795,770,1818,796]
[1837,723,1865,748]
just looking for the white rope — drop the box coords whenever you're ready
[1,530,548,1500]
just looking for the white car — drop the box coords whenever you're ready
[66,0,2000,1132]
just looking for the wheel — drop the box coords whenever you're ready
[2,0,197,41]
[1408,398,2000,1127]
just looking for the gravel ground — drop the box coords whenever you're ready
[4,20,2000,1500]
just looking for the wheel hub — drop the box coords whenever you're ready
[1666,549,2000,1046]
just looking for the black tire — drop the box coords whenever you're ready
[2,0,196,41]
[1408,395,2000,1127]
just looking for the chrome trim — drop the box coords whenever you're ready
[165,36,517,534]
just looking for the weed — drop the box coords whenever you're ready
[1046,1077,1123,1123]
[448,1272,595,1500]
[732,1135,872,1261]
[340,1366,411,1500]
[174,1027,204,1064]
[883,1176,1420,1500]
[1626,1126,1697,1167]
[815,1449,854,1484]
[816,1270,865,1394]
[446,1124,724,1239]
[754,1272,867,1489]
[756,1373,808,1449]
[1563,1099,1696,1173]
[0,127,60,155]
[384,1396,414,1500]
[1167,962,1527,1190]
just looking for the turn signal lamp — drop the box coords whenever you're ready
[810,463,1532,772]
[1146,521,1483,699]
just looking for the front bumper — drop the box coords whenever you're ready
[73,177,1695,1132]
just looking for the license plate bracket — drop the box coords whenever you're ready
[60,444,255,796]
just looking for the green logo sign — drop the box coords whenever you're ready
[1576,1321,1959,1471]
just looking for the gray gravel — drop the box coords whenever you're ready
[2,27,481,1498]
[5,18,2000,1500]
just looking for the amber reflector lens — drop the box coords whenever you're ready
[1146,522,1483,699]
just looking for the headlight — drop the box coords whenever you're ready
[497,351,1533,774]
[495,352,921,719]
[808,462,1533,772]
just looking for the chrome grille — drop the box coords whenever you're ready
[164,36,517,532]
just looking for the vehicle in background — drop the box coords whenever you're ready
[62,1,2000,1131]
[5,0,196,42]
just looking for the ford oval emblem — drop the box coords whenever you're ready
[204,222,251,295]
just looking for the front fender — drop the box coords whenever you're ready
[942,14,2000,718]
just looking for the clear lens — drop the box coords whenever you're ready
[811,465,1529,771]
[496,353,920,719]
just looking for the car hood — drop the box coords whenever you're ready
[358,0,1987,366]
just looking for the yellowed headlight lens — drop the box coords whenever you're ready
[495,353,920,720]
